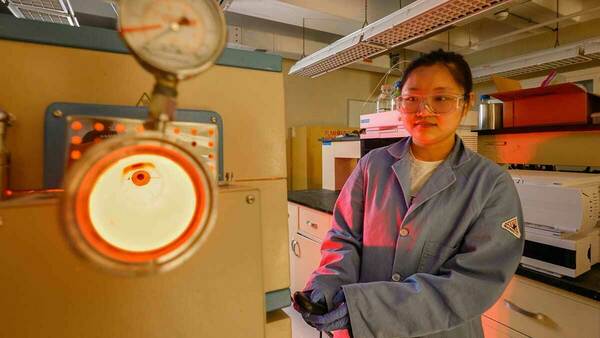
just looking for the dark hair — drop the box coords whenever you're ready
[399,49,472,98]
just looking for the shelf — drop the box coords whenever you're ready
[473,124,600,135]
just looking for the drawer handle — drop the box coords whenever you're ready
[503,299,558,329]
[306,220,318,229]
[291,239,301,257]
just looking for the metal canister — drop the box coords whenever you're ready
[478,96,503,130]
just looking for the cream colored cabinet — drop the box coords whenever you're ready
[484,275,600,338]
[0,187,267,338]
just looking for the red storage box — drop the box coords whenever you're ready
[491,83,600,128]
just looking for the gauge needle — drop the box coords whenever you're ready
[120,23,163,34]
[121,17,196,34]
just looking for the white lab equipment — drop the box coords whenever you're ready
[509,169,600,277]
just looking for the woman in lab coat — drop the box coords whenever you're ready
[293,49,525,338]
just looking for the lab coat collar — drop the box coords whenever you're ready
[388,135,472,215]
[391,153,413,209]
[386,135,471,169]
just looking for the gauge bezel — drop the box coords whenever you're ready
[118,0,227,79]
[61,132,217,275]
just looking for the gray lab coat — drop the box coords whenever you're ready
[306,136,525,338]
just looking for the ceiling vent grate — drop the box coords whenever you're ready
[9,0,67,13]
[5,0,79,26]
[290,0,511,78]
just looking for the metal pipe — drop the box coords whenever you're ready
[144,75,179,132]
[465,5,600,52]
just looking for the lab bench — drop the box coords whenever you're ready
[287,189,600,338]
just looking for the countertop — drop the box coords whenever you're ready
[288,189,340,214]
[287,189,600,302]
[320,136,361,143]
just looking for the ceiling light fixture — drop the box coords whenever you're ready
[289,0,513,78]
[471,37,600,83]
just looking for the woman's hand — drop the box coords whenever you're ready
[292,289,327,315]
[303,289,350,332]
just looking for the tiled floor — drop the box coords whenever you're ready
[282,306,322,338]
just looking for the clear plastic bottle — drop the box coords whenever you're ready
[376,84,394,113]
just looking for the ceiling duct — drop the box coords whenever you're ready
[471,38,600,83]
[289,0,513,78]
[5,0,79,27]
[218,0,234,11]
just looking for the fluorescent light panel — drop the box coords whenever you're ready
[290,0,512,77]
[364,0,507,49]
[472,37,600,83]
[291,31,385,77]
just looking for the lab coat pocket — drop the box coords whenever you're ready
[417,241,458,274]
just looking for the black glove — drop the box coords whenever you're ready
[303,289,350,332]
[292,289,327,316]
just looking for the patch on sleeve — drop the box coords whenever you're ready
[501,217,521,238]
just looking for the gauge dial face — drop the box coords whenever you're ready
[88,154,197,253]
[119,0,226,77]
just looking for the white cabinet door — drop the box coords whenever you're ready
[288,203,299,243]
[290,232,322,295]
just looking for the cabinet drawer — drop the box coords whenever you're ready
[482,315,528,338]
[298,206,331,241]
[484,276,600,338]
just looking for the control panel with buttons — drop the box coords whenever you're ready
[65,115,219,180]
[43,102,223,188]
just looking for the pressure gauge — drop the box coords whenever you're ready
[118,0,226,79]
[60,1,223,274]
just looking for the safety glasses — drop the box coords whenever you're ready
[395,94,466,115]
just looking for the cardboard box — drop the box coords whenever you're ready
[290,125,356,190]
[491,83,600,128]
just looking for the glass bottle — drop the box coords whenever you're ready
[376,84,394,113]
